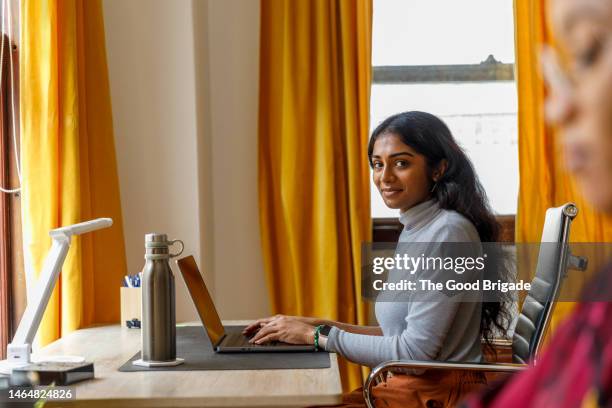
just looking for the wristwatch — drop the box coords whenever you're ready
[319,325,332,337]
[315,324,332,351]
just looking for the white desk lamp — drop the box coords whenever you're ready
[0,218,113,375]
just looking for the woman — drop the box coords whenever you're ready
[462,0,612,406]
[245,111,510,407]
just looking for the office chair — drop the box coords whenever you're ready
[363,203,588,408]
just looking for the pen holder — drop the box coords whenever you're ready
[120,287,142,328]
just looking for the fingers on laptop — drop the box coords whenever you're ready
[242,319,269,334]
[249,323,278,344]
[242,314,284,334]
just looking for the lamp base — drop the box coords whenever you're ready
[0,359,28,375]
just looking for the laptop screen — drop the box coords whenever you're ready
[176,256,226,345]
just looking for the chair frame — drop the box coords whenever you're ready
[363,203,585,408]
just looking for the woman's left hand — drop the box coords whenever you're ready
[249,315,315,345]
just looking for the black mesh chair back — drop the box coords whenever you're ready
[511,203,578,364]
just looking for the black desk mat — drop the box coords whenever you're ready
[118,325,330,371]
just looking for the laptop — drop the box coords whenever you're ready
[176,256,316,353]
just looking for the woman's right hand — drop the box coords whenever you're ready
[242,315,321,336]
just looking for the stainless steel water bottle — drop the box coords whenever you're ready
[133,233,184,367]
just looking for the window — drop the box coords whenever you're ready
[370,0,517,218]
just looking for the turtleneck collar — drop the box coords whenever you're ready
[399,199,440,232]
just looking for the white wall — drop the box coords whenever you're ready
[203,0,268,319]
[103,0,269,321]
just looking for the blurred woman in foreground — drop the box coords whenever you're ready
[463,0,612,406]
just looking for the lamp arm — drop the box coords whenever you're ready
[9,238,70,358]
[50,218,112,238]
[6,218,113,366]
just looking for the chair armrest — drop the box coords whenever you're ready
[363,360,526,408]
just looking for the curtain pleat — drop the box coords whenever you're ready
[20,0,127,346]
[258,0,372,391]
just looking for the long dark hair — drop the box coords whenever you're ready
[368,111,511,352]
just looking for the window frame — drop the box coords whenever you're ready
[0,31,12,360]
[372,216,516,243]
[372,55,514,84]
[0,0,21,359]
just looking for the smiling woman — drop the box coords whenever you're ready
[366,110,510,349]
[248,111,512,407]
[369,132,444,212]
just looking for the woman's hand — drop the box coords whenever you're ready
[244,315,316,345]
[242,314,318,336]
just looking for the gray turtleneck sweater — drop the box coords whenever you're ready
[325,199,483,368]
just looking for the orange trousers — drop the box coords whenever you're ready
[320,370,486,408]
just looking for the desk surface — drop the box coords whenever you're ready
[36,321,342,407]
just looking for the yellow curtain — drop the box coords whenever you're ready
[20,0,127,346]
[258,0,372,391]
[514,1,612,329]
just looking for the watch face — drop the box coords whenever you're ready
[320,325,332,336]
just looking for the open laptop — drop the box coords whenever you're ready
[176,256,316,353]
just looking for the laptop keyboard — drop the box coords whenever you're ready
[225,332,279,347]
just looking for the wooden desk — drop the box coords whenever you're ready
[35,321,342,407]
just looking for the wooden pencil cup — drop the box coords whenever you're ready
[120,287,142,328]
